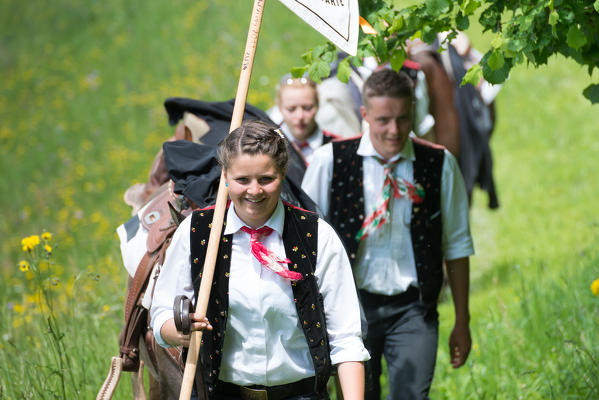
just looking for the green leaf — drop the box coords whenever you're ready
[518,14,534,32]
[561,9,575,24]
[513,52,524,65]
[426,0,451,17]
[567,26,587,50]
[307,60,330,83]
[410,30,423,41]
[479,7,500,31]
[503,48,516,59]
[461,0,480,15]
[594,0,599,12]
[505,37,526,52]
[392,0,408,8]
[312,45,325,60]
[461,63,482,87]
[390,49,406,71]
[405,12,422,32]
[389,15,405,34]
[351,55,363,68]
[548,10,559,26]
[583,83,599,104]
[524,50,536,65]
[321,49,335,64]
[290,66,308,78]
[488,50,505,70]
[301,50,313,64]
[374,19,388,33]
[373,35,387,59]
[491,34,503,49]
[422,25,437,44]
[337,58,352,83]
[456,12,470,30]
[549,10,559,37]
[482,51,511,84]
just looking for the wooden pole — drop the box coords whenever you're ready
[178,0,266,398]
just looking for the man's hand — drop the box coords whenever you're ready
[449,321,471,368]
[445,257,471,368]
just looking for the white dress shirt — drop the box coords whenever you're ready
[150,200,369,386]
[280,123,326,164]
[301,132,474,296]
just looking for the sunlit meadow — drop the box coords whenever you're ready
[1,0,598,398]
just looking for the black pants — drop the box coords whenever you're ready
[361,289,439,400]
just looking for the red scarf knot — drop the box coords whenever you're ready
[241,226,303,281]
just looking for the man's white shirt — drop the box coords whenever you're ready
[301,132,474,296]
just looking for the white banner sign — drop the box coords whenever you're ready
[278,0,359,56]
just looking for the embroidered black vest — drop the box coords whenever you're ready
[328,137,445,305]
[189,203,331,397]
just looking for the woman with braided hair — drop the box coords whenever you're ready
[150,120,368,400]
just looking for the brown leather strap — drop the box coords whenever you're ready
[124,227,175,321]
[96,357,123,400]
[121,225,178,370]
[124,252,156,321]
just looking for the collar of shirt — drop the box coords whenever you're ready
[224,199,285,236]
[280,123,323,150]
[357,130,415,163]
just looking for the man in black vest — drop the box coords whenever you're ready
[301,69,473,400]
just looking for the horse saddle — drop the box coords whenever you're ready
[141,184,189,254]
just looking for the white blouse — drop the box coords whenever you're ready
[150,200,369,386]
[280,123,325,164]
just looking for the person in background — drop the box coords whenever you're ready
[276,76,340,164]
[150,120,369,399]
[302,69,474,400]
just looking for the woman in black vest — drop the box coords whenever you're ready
[150,120,368,400]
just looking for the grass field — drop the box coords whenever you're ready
[1,0,598,398]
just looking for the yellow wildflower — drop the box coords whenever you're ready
[591,278,599,296]
[102,305,110,312]
[44,244,52,253]
[13,304,24,314]
[25,294,38,305]
[18,260,30,271]
[42,232,52,241]
[21,235,40,252]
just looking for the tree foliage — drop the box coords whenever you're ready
[294,0,599,103]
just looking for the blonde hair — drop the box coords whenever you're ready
[276,75,319,105]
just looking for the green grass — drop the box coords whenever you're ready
[431,58,599,399]
[1,0,598,398]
